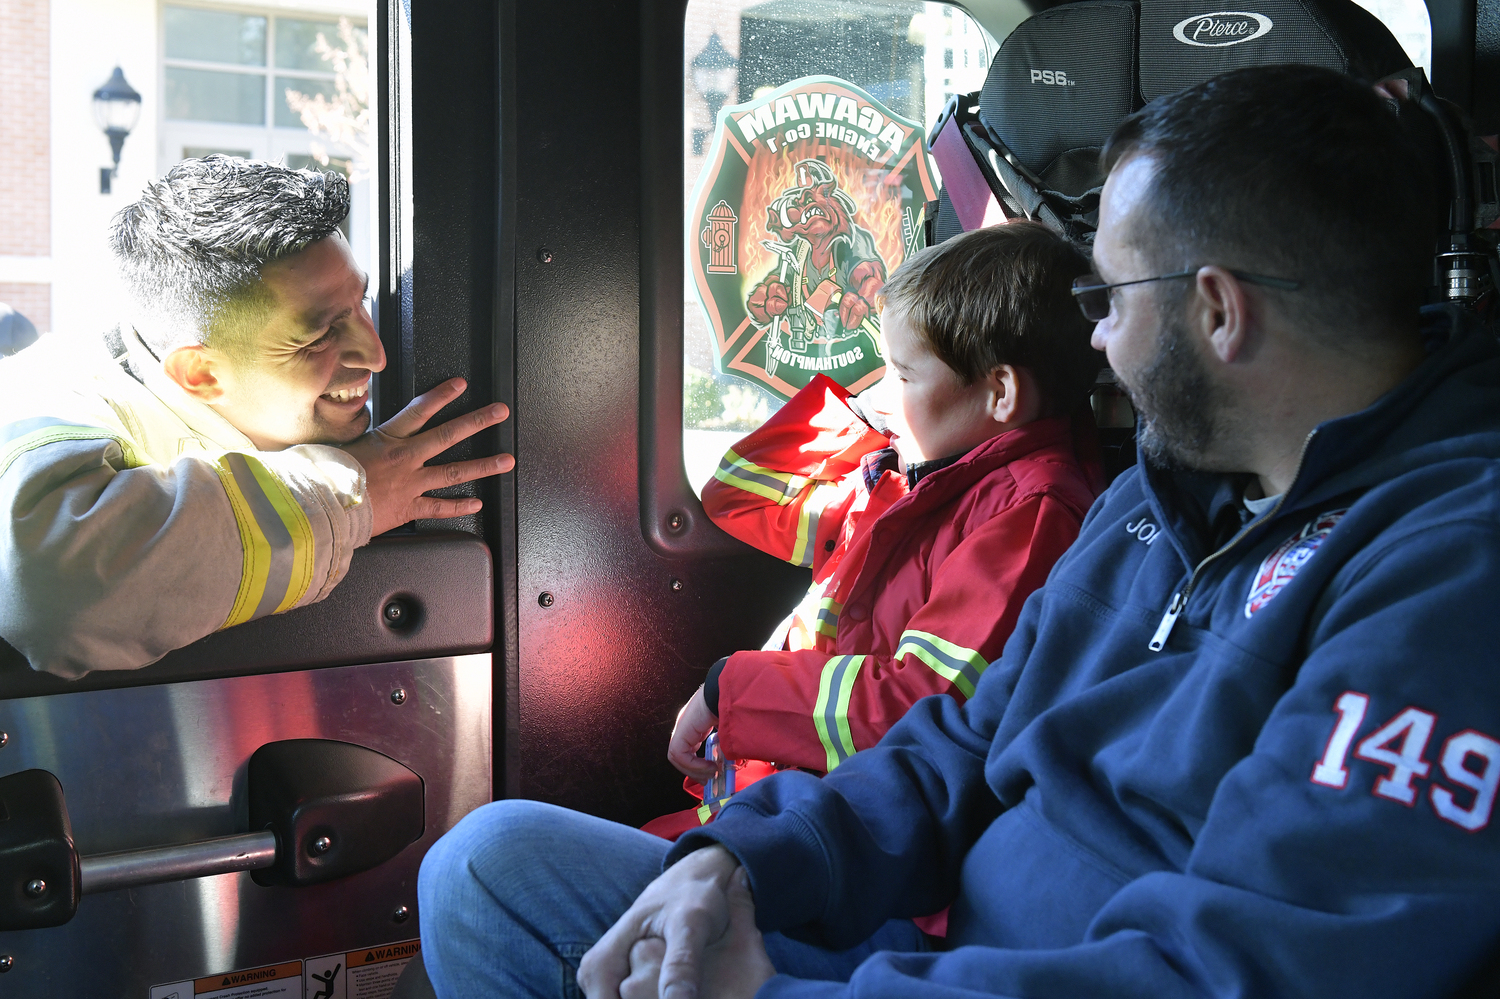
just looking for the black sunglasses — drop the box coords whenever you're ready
[1070,269,1302,322]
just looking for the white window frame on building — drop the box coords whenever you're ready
[155,0,371,271]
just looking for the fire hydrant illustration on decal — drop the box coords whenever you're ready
[701,200,739,274]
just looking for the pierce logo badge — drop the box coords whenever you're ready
[1173,11,1273,46]
[1244,509,1346,617]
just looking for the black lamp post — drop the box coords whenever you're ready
[92,67,142,195]
[690,33,738,156]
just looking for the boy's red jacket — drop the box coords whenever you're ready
[702,374,1102,774]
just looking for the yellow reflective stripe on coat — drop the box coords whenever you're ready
[214,453,315,628]
[0,419,144,479]
[712,452,806,505]
[813,654,867,771]
[814,596,842,639]
[243,456,316,613]
[894,630,988,699]
[790,483,843,568]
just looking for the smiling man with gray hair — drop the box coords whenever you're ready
[0,155,513,678]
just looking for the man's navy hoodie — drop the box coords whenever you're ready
[674,307,1500,998]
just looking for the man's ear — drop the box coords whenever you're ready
[1193,266,1251,364]
[163,345,224,402]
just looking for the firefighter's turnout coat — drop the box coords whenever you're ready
[0,329,371,678]
[703,374,1100,775]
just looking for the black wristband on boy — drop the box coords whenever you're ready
[703,656,728,716]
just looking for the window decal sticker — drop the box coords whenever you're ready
[689,75,939,402]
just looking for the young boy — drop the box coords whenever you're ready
[647,222,1103,840]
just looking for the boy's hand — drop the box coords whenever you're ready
[668,686,720,781]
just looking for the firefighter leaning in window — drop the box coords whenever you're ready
[0,157,514,678]
[646,223,1105,841]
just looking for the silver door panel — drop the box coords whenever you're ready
[0,655,491,997]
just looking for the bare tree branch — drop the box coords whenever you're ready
[284,18,370,179]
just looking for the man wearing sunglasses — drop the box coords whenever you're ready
[420,65,1500,999]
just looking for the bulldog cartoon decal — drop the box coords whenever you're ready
[689,76,939,400]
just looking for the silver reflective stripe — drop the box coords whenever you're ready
[895,632,985,697]
[0,417,77,446]
[0,418,138,480]
[815,600,840,638]
[816,654,864,769]
[794,504,822,567]
[714,453,801,503]
[221,452,295,622]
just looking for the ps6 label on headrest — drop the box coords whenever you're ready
[1173,11,1273,47]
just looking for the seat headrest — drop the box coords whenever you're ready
[1138,0,1412,101]
[978,0,1412,187]
[980,1,1139,186]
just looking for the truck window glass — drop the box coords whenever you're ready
[682,2,1010,496]
[0,0,374,357]
[1351,0,1432,77]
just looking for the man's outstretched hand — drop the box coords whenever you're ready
[579,847,775,999]
[342,377,515,536]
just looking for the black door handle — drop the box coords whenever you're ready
[0,739,425,930]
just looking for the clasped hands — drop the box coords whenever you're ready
[577,845,776,999]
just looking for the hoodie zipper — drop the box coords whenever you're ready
[1148,428,1318,652]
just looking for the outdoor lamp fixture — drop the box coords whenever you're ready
[93,66,142,195]
[691,33,738,155]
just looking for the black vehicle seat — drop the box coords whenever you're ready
[928,0,1414,245]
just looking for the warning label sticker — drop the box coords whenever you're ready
[149,940,419,999]
[149,960,303,999]
[306,939,421,999]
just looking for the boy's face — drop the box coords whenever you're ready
[877,307,1002,463]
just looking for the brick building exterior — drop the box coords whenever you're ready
[0,0,51,334]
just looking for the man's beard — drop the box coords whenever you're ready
[1118,314,1222,470]
[307,404,372,445]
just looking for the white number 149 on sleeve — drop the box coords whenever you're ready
[1311,691,1500,832]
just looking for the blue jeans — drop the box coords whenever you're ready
[417,800,928,998]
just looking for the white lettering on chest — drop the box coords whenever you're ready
[1125,517,1160,545]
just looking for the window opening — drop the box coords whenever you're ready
[157,1,376,343]
[0,0,374,359]
[1350,0,1432,78]
[682,2,995,496]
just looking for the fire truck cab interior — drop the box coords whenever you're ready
[0,0,1496,995]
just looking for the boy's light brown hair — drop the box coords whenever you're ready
[878,222,1102,415]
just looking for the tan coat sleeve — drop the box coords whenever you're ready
[0,425,372,678]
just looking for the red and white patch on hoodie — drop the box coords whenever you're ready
[1244,509,1348,617]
